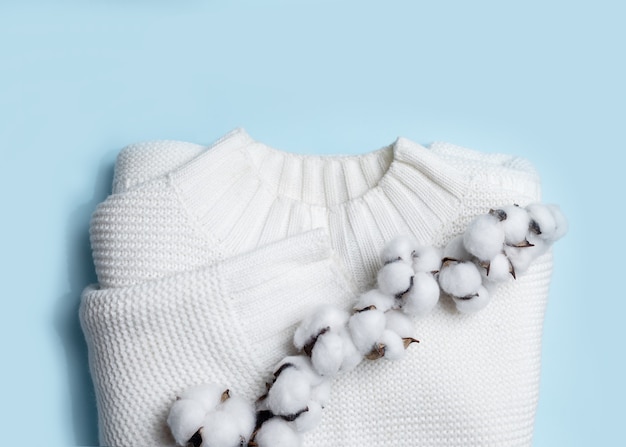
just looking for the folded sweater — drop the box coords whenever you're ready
[82,129,551,446]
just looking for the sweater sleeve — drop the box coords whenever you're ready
[80,229,357,447]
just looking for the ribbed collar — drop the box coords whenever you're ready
[169,128,475,289]
[172,127,468,207]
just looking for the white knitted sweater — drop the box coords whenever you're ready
[81,129,552,446]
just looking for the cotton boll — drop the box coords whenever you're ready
[219,395,256,443]
[378,329,407,361]
[266,368,312,416]
[380,234,418,265]
[292,400,324,433]
[377,262,414,296]
[293,305,349,352]
[179,383,225,413]
[348,308,386,354]
[254,418,302,447]
[482,252,514,283]
[310,332,345,378]
[526,203,557,241]
[453,285,491,314]
[412,245,442,273]
[167,399,206,446]
[463,214,505,261]
[401,271,440,316]
[547,204,568,242]
[200,410,243,447]
[338,328,362,372]
[443,235,471,261]
[274,356,324,388]
[504,245,535,275]
[354,288,395,312]
[438,260,482,298]
[310,378,332,407]
[384,310,414,339]
[498,205,531,245]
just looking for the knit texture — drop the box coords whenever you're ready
[83,129,551,446]
[112,140,206,194]
[81,230,357,446]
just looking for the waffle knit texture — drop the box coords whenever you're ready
[82,128,552,447]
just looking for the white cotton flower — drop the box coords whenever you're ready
[527,232,551,258]
[411,245,442,273]
[463,213,506,261]
[254,418,302,447]
[453,285,491,314]
[310,378,332,407]
[380,234,418,265]
[377,261,414,296]
[481,252,514,283]
[293,305,349,352]
[348,307,387,354]
[292,400,324,433]
[384,310,414,339]
[354,288,395,312]
[338,328,363,372]
[526,203,557,241]
[401,271,440,317]
[378,329,406,361]
[438,260,482,298]
[443,235,472,261]
[310,331,345,378]
[504,244,536,275]
[219,395,256,444]
[167,398,205,446]
[498,205,531,245]
[547,204,568,242]
[179,383,225,413]
[266,367,312,416]
[274,356,324,387]
[199,410,241,447]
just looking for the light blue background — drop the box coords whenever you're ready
[1,1,623,445]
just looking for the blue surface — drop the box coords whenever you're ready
[1,1,623,445]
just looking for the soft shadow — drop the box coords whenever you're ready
[54,153,115,446]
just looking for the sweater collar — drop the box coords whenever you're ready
[169,128,470,287]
